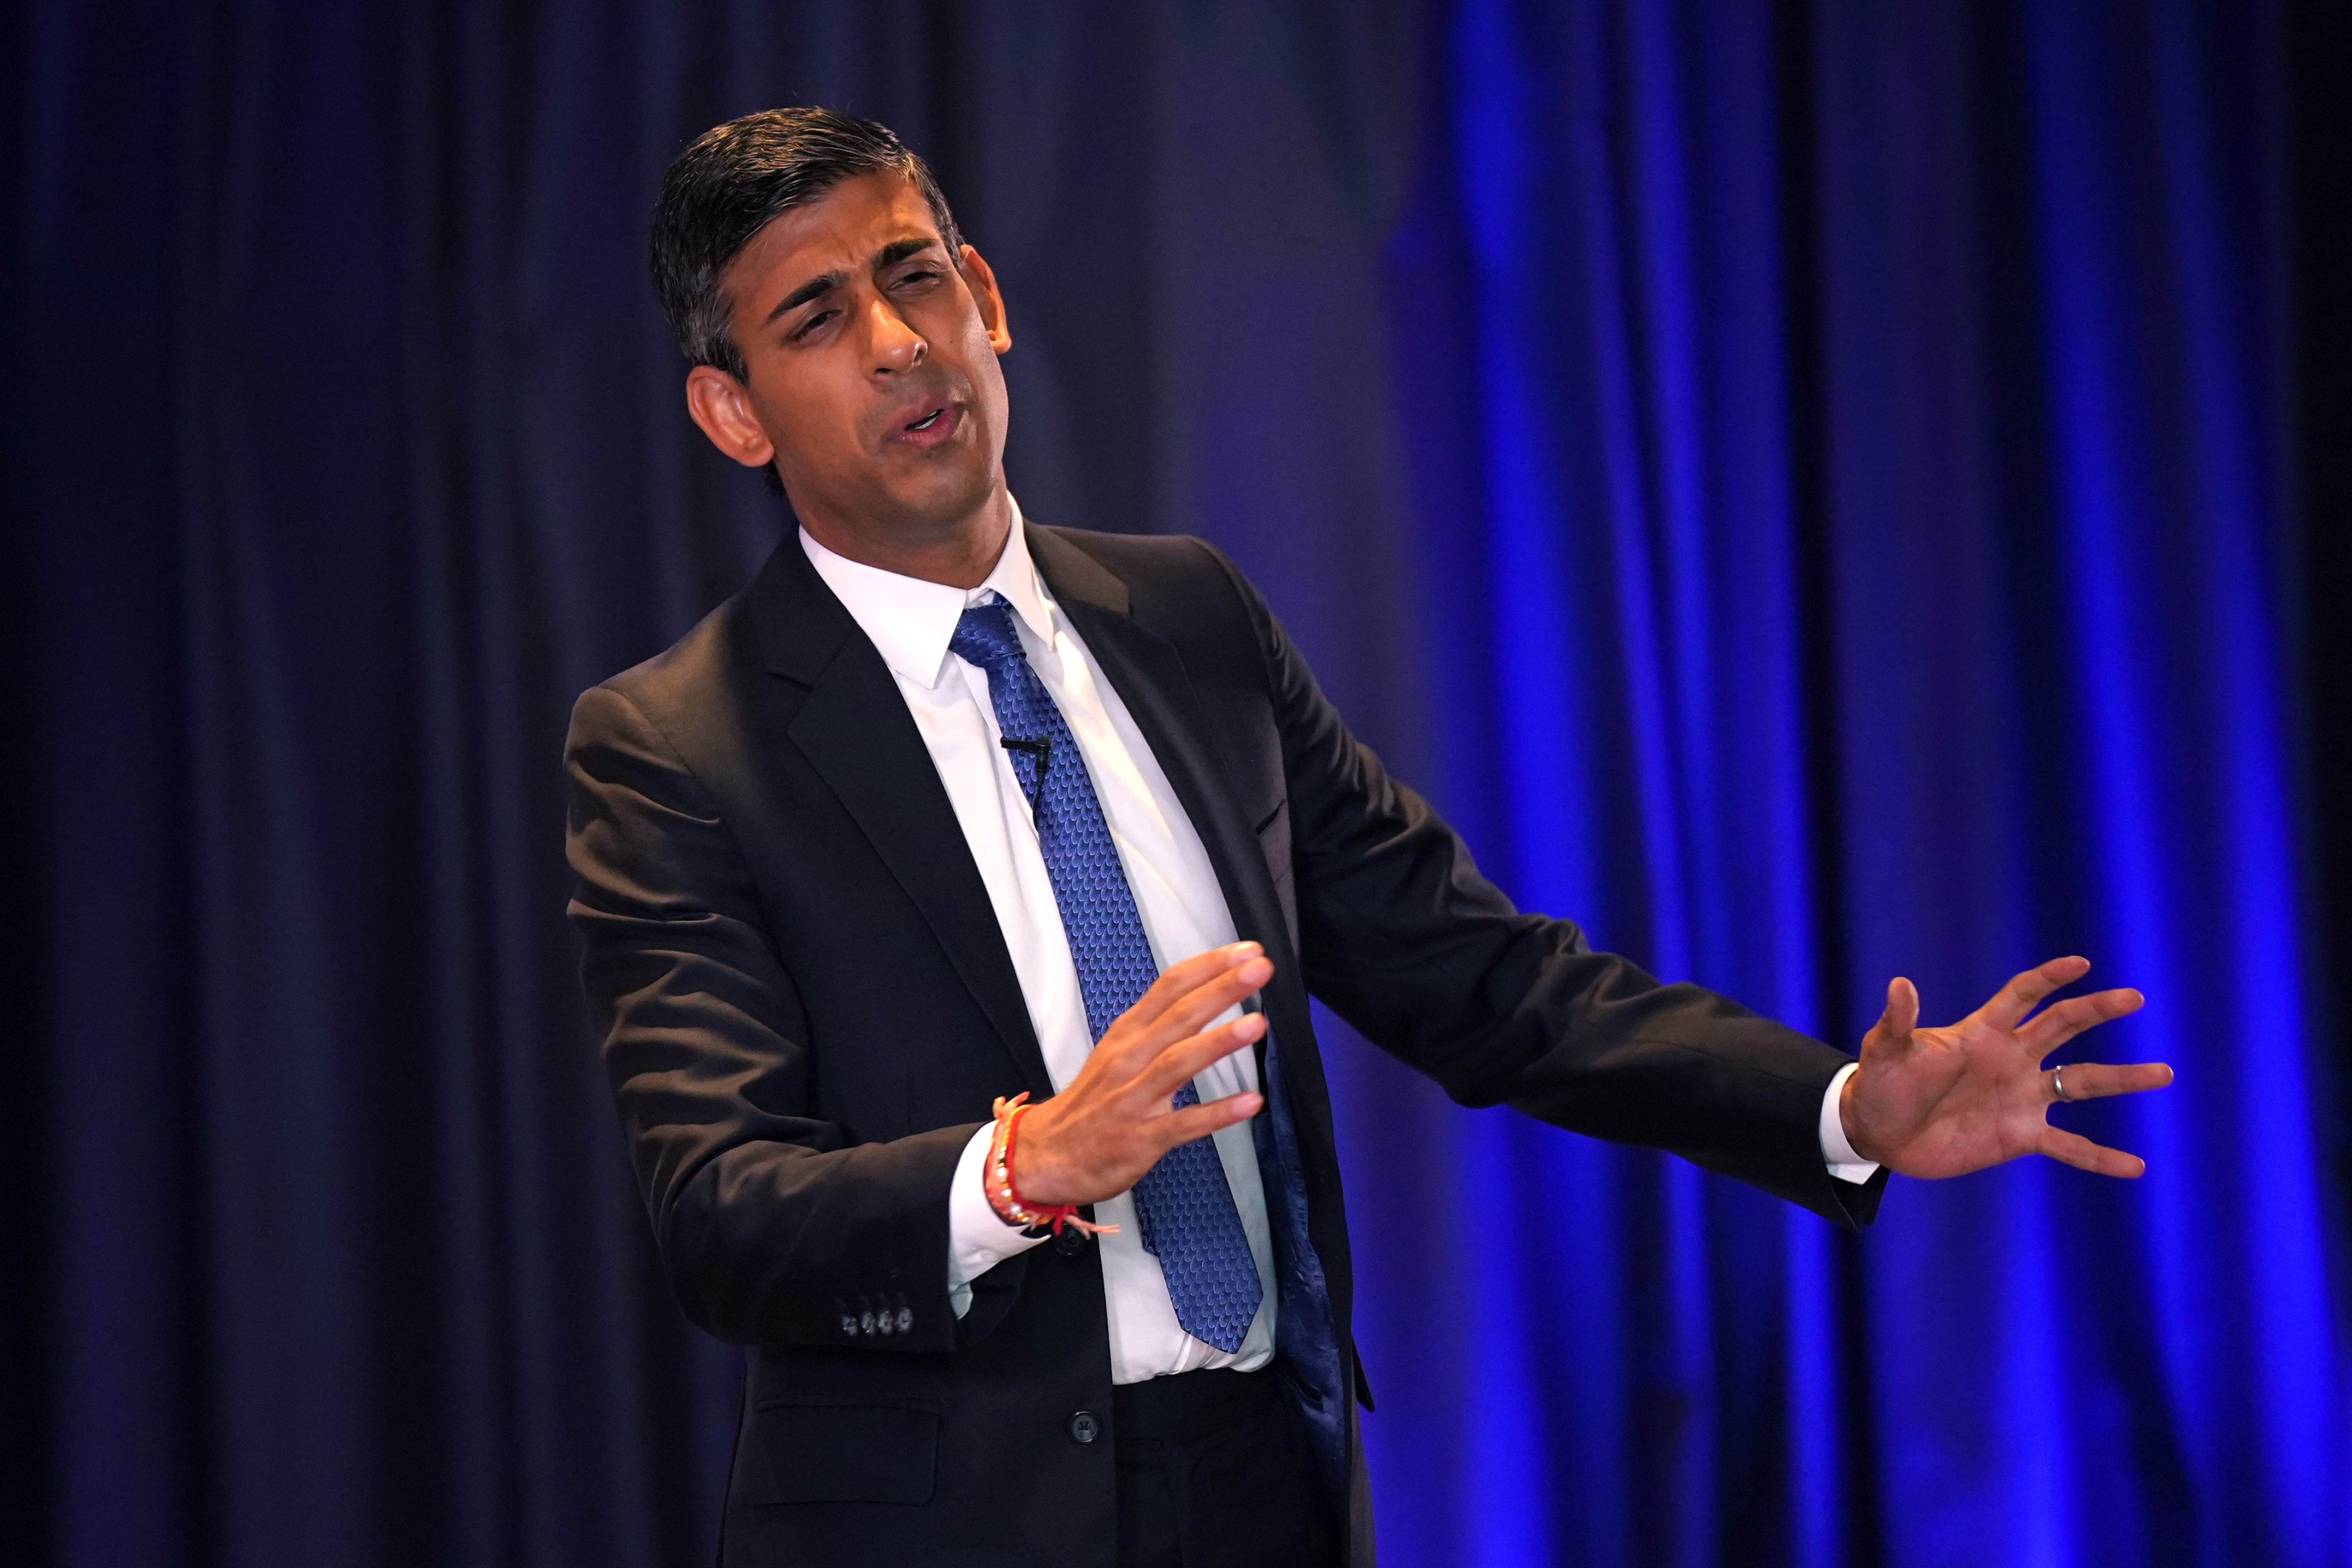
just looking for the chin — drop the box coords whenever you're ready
[884,455,1000,530]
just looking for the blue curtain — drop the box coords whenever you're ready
[1340,3,2347,1563]
[5,2,2345,1565]
[1360,4,1850,1560]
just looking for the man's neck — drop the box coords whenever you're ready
[795,486,1014,590]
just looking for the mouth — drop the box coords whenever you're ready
[891,401,962,450]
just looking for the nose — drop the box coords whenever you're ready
[865,296,927,377]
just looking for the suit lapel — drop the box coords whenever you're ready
[1033,527,1353,1475]
[1027,527,1290,980]
[745,538,1055,1102]
[1028,526,1342,1168]
[740,523,1304,1111]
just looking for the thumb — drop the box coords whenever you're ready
[1868,976,1921,1058]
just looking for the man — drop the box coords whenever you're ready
[564,107,2170,1567]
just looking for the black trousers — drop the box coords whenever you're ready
[1112,1368,1341,1568]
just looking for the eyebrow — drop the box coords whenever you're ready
[765,269,845,325]
[761,237,944,326]
[875,237,938,269]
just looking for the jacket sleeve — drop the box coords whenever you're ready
[564,682,981,1348]
[1203,546,1885,1228]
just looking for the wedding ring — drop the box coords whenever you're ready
[2052,1067,2074,1102]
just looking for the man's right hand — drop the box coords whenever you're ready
[1008,942,1273,1207]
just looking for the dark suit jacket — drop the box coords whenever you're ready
[563,522,1886,1567]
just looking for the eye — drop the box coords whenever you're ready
[893,268,942,290]
[791,308,837,341]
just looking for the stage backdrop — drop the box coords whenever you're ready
[5,2,2348,1566]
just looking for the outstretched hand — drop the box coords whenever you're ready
[1009,942,1270,1207]
[1840,956,2173,1179]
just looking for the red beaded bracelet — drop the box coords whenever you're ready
[986,1092,1118,1238]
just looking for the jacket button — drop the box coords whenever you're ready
[1054,1225,1087,1256]
[1068,1410,1101,1444]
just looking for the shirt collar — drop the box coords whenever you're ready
[798,497,1056,690]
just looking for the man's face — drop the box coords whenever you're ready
[693,171,1012,541]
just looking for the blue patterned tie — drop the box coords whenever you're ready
[949,599,1263,1352]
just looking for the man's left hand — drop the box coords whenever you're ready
[1840,955,2173,1179]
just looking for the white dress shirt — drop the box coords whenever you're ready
[800,504,1879,1385]
[802,509,1278,1383]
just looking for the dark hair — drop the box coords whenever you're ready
[650,107,965,383]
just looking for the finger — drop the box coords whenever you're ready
[2017,987,2145,1056]
[1120,942,1263,1033]
[1863,977,1920,1062]
[1978,955,2092,1031]
[1887,976,1919,1036]
[1143,1089,1265,1153]
[1130,957,1272,1063]
[2036,1123,2147,1178]
[1102,947,1270,1069]
[1133,1011,1267,1106]
[2046,1060,2174,1103]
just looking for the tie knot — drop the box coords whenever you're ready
[949,599,1030,673]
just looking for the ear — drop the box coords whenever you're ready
[959,244,1013,357]
[683,365,776,469]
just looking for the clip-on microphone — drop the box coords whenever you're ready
[1000,735,1052,811]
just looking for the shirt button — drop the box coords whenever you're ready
[1068,1410,1101,1445]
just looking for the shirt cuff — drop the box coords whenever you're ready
[1819,1062,1881,1185]
[947,1120,1049,1319]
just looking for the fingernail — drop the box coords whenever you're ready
[1231,941,1261,958]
